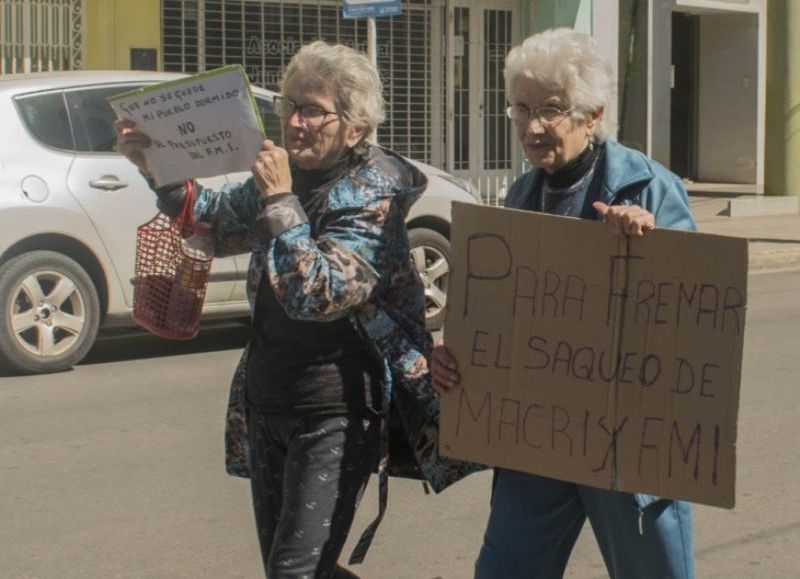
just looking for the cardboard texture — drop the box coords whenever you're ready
[440,203,747,508]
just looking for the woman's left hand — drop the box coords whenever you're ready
[592,201,655,237]
[252,139,292,198]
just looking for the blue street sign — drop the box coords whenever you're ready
[342,0,402,19]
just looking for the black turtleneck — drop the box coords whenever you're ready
[291,149,358,199]
[246,147,381,416]
[537,141,605,218]
[544,141,602,189]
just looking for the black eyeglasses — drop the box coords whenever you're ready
[273,96,339,127]
[505,104,574,126]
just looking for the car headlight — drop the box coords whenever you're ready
[436,173,482,204]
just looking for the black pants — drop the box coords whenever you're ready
[247,408,381,579]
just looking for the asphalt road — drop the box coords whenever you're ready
[1,270,798,579]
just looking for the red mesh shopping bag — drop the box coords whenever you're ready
[132,181,213,340]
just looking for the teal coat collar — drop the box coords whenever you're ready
[526,140,655,203]
[599,140,654,203]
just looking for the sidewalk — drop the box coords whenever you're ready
[695,211,800,273]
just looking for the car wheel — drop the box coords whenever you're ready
[0,251,101,374]
[408,227,450,330]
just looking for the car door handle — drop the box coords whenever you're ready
[89,176,129,191]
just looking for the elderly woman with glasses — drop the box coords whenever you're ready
[432,28,696,579]
[116,41,440,578]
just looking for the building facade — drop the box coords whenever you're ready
[2,0,791,198]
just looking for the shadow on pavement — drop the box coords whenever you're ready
[80,322,249,366]
[2,323,441,377]
[750,238,800,244]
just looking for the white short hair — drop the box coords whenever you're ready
[281,41,385,136]
[504,28,615,141]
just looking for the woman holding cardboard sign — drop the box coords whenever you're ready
[431,28,697,579]
[116,41,470,579]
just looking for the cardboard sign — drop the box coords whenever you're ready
[109,65,264,187]
[440,203,747,508]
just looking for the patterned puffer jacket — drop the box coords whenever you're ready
[153,143,480,497]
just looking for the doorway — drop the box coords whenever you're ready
[670,9,759,186]
[671,12,699,180]
[448,0,520,203]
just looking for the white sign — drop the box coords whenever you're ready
[109,65,264,187]
[343,0,401,19]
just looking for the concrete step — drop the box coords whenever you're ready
[689,194,799,219]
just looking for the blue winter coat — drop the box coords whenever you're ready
[505,139,697,232]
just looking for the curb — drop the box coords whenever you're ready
[748,246,800,273]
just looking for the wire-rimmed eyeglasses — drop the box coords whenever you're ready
[505,104,574,126]
[273,96,339,127]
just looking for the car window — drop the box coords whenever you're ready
[65,85,143,153]
[254,96,282,142]
[15,92,74,151]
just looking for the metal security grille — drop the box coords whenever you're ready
[483,9,511,171]
[477,7,513,205]
[449,1,517,204]
[163,0,200,73]
[0,0,83,74]
[452,6,469,171]
[162,0,442,164]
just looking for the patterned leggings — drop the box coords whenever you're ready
[247,408,381,579]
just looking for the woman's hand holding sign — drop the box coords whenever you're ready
[114,119,153,177]
[593,201,656,238]
[431,343,460,395]
[252,139,293,198]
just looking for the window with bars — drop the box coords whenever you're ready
[483,9,511,170]
[0,0,83,74]
[162,0,440,164]
[452,6,469,171]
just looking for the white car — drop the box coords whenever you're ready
[0,70,479,374]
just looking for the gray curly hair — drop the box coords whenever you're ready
[504,28,615,141]
[281,40,385,137]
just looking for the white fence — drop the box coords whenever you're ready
[0,0,83,74]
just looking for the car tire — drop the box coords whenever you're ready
[0,251,101,374]
[408,227,450,330]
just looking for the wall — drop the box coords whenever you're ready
[592,0,619,138]
[532,0,592,33]
[616,0,648,152]
[766,1,800,196]
[649,0,674,166]
[84,0,160,70]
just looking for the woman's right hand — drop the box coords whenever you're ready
[431,344,461,395]
[113,119,153,176]
[251,139,293,198]
[592,201,655,238]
